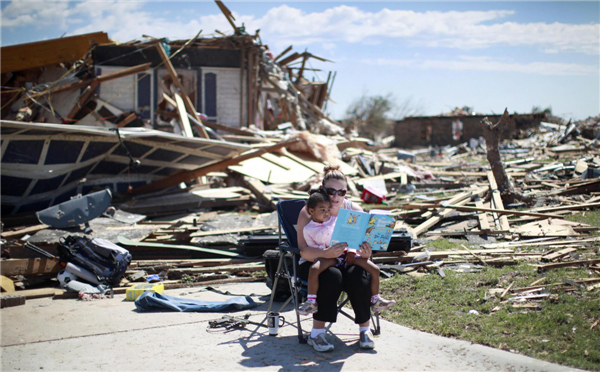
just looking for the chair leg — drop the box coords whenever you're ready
[288,255,306,343]
[266,252,286,314]
[371,312,381,335]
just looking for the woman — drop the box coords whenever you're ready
[296,165,375,352]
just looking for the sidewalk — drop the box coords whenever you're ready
[1,282,581,371]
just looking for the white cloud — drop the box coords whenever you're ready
[367,57,598,76]
[1,3,598,55]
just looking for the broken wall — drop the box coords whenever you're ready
[92,45,245,128]
[394,114,545,148]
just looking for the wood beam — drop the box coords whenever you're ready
[214,0,238,33]
[27,62,151,101]
[66,80,99,121]
[1,32,110,74]
[154,42,208,138]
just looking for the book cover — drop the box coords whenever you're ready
[330,209,396,251]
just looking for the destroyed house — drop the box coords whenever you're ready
[394,113,545,148]
[1,25,338,216]
[91,41,248,128]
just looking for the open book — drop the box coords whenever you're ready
[330,209,396,251]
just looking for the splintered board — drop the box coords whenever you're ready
[117,236,248,258]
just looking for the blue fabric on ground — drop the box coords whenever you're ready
[134,291,257,312]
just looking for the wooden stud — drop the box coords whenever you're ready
[154,42,208,138]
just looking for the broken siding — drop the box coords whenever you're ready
[156,68,197,117]
[96,66,137,113]
[201,67,244,128]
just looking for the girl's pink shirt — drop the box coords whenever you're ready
[303,215,337,250]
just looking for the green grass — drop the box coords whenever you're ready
[379,261,600,370]
[566,210,600,236]
[426,238,465,251]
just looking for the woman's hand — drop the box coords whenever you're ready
[358,241,372,258]
[325,242,347,258]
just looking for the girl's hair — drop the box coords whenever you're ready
[307,189,330,210]
[322,164,347,186]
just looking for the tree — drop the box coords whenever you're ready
[531,105,553,115]
[345,93,424,141]
[345,93,394,141]
[481,109,534,205]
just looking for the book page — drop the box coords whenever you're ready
[364,214,396,251]
[330,209,369,250]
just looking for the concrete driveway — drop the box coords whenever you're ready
[1,282,580,371]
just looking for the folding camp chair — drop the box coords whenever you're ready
[265,199,381,344]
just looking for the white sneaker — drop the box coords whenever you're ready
[359,330,375,349]
[307,333,334,352]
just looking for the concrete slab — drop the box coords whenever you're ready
[1,283,581,371]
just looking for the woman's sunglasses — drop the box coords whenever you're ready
[324,187,347,197]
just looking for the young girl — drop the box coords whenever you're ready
[298,189,395,316]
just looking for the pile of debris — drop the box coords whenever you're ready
[1,1,598,308]
[2,110,599,305]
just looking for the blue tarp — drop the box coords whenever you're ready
[134,291,258,312]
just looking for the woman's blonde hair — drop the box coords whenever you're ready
[322,164,347,186]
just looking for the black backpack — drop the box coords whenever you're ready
[58,236,132,286]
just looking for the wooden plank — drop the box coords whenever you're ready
[541,248,577,261]
[190,225,277,237]
[474,197,491,231]
[0,288,63,299]
[168,263,264,274]
[515,224,578,238]
[482,237,600,249]
[175,93,194,137]
[27,63,151,101]
[274,45,293,62]
[1,224,49,239]
[130,259,256,268]
[261,153,291,170]
[536,202,600,213]
[247,49,255,127]
[0,276,15,292]
[372,248,514,263]
[117,112,138,128]
[500,281,514,299]
[0,258,62,276]
[443,205,564,219]
[412,188,487,237]
[460,244,488,265]
[418,190,472,220]
[154,42,208,138]
[131,138,299,195]
[514,278,600,292]
[214,0,238,32]
[537,259,600,271]
[355,172,408,185]
[66,80,99,121]
[1,32,110,73]
[118,236,246,258]
[488,171,511,231]
[244,178,276,210]
[278,52,301,66]
[430,170,527,177]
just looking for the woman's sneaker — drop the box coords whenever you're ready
[359,330,375,349]
[308,333,334,352]
[297,300,318,316]
[371,297,396,313]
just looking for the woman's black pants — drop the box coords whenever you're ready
[298,261,372,324]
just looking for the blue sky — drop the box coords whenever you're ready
[2,1,599,121]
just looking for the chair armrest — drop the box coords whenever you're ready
[279,244,300,255]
